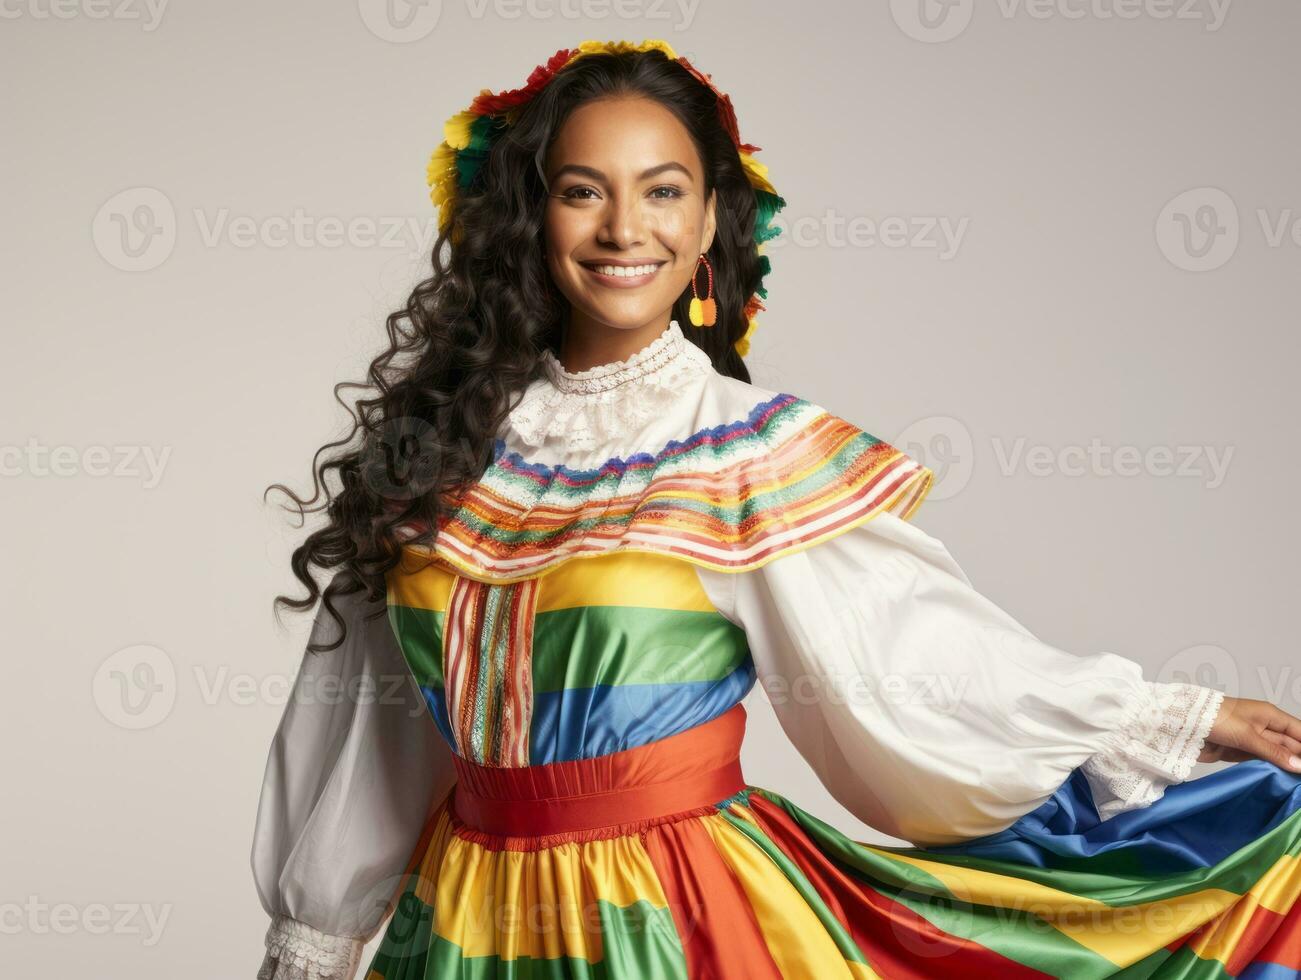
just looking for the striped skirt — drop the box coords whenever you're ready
[363,703,1301,979]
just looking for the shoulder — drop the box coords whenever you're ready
[693,369,935,529]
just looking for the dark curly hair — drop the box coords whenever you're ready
[265,46,769,652]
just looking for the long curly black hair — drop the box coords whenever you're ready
[266,47,768,652]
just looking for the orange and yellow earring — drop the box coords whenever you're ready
[687,253,717,327]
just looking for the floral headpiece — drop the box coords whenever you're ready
[425,39,785,357]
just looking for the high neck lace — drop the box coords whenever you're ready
[509,319,714,452]
[541,320,692,394]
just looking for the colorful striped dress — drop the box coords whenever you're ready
[251,320,1301,979]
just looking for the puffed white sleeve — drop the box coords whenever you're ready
[695,511,1225,847]
[250,577,456,979]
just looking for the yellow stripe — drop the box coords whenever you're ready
[386,549,720,615]
[432,833,669,960]
[704,814,862,978]
[538,550,716,612]
[1186,853,1301,965]
[870,847,1239,968]
[386,559,455,613]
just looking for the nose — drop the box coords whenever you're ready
[598,191,649,250]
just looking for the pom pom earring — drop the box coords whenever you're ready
[687,253,717,327]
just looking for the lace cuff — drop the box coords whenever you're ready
[256,915,364,980]
[1081,681,1225,820]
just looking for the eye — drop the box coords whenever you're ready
[560,186,600,201]
[649,185,685,200]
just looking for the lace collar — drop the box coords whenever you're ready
[508,319,715,452]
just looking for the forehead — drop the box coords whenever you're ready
[544,96,701,180]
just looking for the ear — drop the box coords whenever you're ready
[702,189,717,254]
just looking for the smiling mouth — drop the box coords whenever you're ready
[578,260,667,286]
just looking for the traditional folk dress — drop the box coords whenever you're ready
[251,319,1301,979]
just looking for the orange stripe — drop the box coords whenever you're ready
[643,813,786,979]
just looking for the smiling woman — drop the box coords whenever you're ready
[251,39,1301,980]
[542,102,715,354]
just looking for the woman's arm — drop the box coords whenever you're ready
[250,574,455,979]
[696,510,1301,846]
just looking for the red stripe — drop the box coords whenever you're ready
[1254,897,1301,971]
[1218,896,1301,974]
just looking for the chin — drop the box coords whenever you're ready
[574,302,672,332]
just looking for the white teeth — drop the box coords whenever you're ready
[591,264,659,278]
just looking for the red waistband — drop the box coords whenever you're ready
[450,703,748,838]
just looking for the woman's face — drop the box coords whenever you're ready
[543,95,716,335]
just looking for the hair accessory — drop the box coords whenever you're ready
[426,39,785,357]
[688,253,717,327]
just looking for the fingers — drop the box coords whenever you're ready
[1266,705,1301,745]
[1260,728,1301,758]
[1245,728,1301,773]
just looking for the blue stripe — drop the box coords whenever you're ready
[929,759,1301,875]
[528,661,756,764]
[419,685,456,750]
[1239,960,1301,979]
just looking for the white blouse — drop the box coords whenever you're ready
[250,582,456,979]
[249,319,1224,978]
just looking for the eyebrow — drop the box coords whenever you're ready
[548,161,695,183]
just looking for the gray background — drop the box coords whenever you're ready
[3,0,1297,974]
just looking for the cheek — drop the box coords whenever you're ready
[656,204,706,259]
[544,205,589,255]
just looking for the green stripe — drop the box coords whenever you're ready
[386,603,748,694]
[531,607,747,692]
[365,893,688,980]
[387,604,443,689]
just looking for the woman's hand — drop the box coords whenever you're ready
[1200,696,1301,772]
